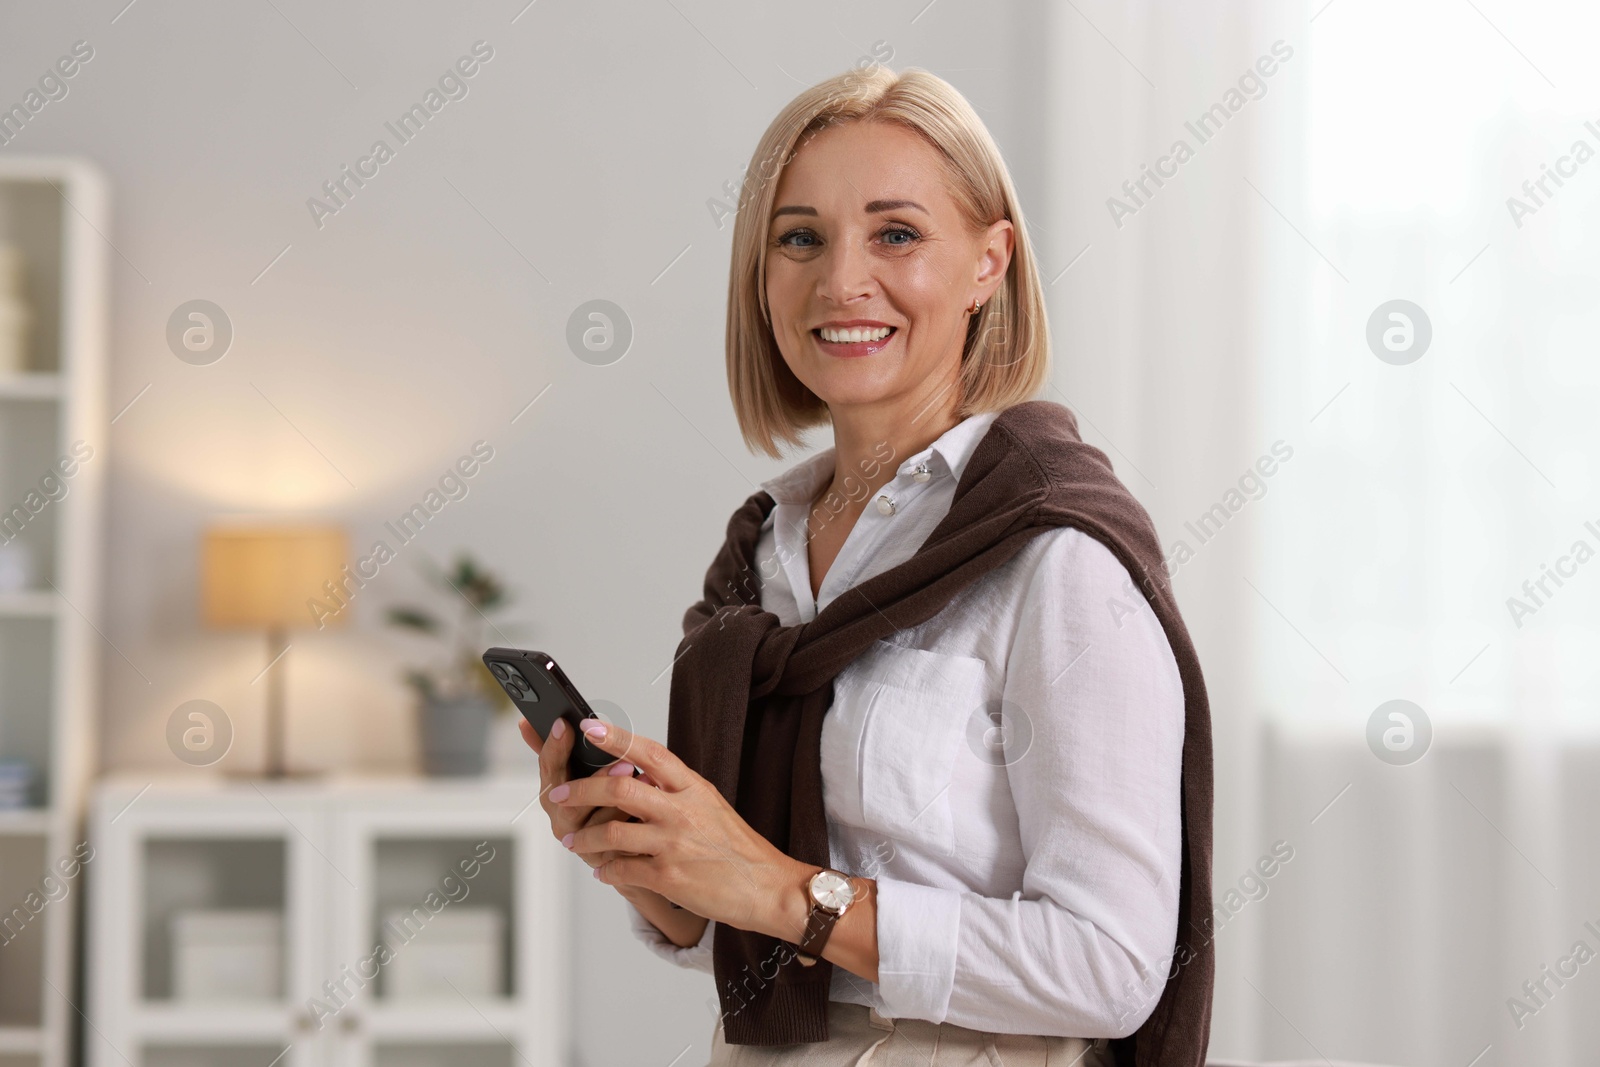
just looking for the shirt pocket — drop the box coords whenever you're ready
[850,640,990,856]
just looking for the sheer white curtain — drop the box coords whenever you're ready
[1047,0,1599,1063]
[1038,0,1277,1053]
[1248,1,1600,1064]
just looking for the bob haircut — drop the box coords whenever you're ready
[725,64,1050,459]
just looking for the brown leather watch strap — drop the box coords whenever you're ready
[796,900,841,966]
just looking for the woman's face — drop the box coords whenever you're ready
[763,119,1012,420]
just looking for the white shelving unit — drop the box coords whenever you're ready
[88,778,570,1067]
[0,157,110,1067]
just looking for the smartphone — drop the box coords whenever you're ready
[482,647,632,780]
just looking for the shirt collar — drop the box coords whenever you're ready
[907,408,1001,486]
[758,409,1003,507]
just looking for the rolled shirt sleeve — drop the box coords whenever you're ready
[626,898,716,974]
[873,878,963,1017]
[872,526,1186,1037]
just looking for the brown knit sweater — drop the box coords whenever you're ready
[665,399,1213,1063]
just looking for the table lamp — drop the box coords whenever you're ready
[202,525,347,777]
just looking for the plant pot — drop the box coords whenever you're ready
[418,695,495,776]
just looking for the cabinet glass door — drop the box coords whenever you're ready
[329,789,560,1067]
[104,789,329,1067]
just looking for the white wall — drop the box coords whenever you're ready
[2,2,1053,1062]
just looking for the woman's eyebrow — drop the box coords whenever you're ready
[864,198,927,214]
[771,199,928,220]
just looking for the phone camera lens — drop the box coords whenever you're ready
[489,662,537,701]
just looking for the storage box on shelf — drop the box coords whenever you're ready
[89,778,569,1067]
[0,156,109,1067]
[380,907,504,1001]
[171,909,285,1003]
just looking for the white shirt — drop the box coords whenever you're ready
[628,410,1185,1038]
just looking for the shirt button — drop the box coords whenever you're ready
[911,462,931,483]
[875,495,896,516]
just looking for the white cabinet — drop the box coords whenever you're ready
[88,779,570,1067]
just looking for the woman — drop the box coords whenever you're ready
[523,65,1214,1065]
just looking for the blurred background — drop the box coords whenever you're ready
[0,0,1596,1065]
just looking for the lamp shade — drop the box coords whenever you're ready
[202,526,348,630]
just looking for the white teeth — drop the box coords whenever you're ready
[819,326,893,343]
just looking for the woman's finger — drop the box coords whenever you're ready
[572,719,695,793]
[592,854,658,893]
[564,814,660,861]
[517,717,542,755]
[538,718,601,836]
[570,806,640,868]
[537,715,571,786]
[548,767,669,824]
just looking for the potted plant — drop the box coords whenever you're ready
[385,553,523,776]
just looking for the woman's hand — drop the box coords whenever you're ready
[519,716,647,869]
[521,715,711,944]
[546,718,813,943]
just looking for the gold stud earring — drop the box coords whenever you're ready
[968,298,983,313]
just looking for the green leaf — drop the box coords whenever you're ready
[385,608,439,633]
[392,550,520,697]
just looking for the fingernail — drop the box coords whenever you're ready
[592,865,602,879]
[561,832,574,849]
[607,762,634,777]
[582,720,607,741]
[551,718,566,739]
[549,783,570,802]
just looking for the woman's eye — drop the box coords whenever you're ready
[775,226,918,250]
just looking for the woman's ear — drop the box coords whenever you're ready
[974,218,1014,300]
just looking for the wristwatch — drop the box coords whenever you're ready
[795,868,857,966]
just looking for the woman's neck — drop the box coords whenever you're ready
[824,395,963,503]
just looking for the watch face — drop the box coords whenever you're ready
[810,869,854,912]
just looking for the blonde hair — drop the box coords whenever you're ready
[725,65,1050,459]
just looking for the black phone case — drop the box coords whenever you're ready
[482,647,614,780]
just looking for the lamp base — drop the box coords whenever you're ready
[223,764,326,781]
[261,625,300,779]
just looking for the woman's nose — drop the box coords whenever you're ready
[815,241,875,306]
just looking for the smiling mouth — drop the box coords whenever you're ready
[812,325,897,355]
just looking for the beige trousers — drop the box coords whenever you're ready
[706,1000,1117,1066]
